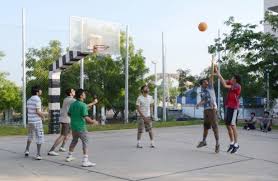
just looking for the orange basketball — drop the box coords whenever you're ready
[198,22,208,32]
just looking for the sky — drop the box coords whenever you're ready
[0,0,264,85]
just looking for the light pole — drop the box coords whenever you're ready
[217,29,221,119]
[151,61,158,121]
[266,69,270,110]
[22,8,26,128]
[124,25,129,123]
[162,32,167,121]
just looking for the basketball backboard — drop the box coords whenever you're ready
[70,16,121,56]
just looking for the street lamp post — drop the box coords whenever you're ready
[152,61,158,121]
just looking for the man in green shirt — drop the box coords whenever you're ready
[66,89,98,167]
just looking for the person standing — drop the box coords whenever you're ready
[48,88,76,156]
[65,89,99,167]
[24,85,44,160]
[196,68,220,153]
[136,85,155,148]
[215,67,241,154]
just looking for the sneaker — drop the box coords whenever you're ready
[227,144,234,152]
[137,144,143,148]
[215,144,220,153]
[48,151,59,156]
[231,145,240,154]
[35,155,42,160]
[150,144,155,148]
[59,147,67,152]
[24,150,29,157]
[82,160,96,167]
[65,155,75,162]
[197,141,207,148]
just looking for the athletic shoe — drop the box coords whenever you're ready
[48,151,59,156]
[137,144,143,148]
[24,150,29,157]
[197,141,207,148]
[35,155,42,160]
[82,160,96,167]
[59,147,67,152]
[231,145,240,154]
[65,155,75,162]
[150,144,155,148]
[215,144,220,153]
[227,144,234,152]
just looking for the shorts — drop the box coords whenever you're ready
[70,131,89,149]
[60,123,71,136]
[225,108,239,126]
[138,117,152,133]
[203,109,218,129]
[27,122,44,144]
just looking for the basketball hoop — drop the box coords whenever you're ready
[88,45,109,54]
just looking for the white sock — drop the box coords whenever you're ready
[230,141,234,145]
[234,143,239,147]
[83,155,88,162]
[151,140,154,145]
[137,140,141,145]
[68,152,73,156]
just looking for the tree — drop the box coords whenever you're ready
[60,32,149,120]
[0,51,4,60]
[208,12,278,100]
[26,40,62,106]
[0,52,21,114]
[177,69,197,95]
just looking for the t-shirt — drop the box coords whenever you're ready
[200,84,217,110]
[225,80,241,109]
[136,95,154,117]
[68,100,89,132]
[27,95,42,123]
[59,96,76,123]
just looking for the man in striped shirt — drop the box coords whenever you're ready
[24,85,44,160]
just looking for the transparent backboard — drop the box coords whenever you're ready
[70,16,120,56]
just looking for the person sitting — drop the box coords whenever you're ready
[258,111,272,132]
[243,112,256,130]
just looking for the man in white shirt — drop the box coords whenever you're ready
[48,88,76,156]
[24,85,44,160]
[136,85,155,148]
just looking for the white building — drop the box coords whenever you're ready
[264,0,278,36]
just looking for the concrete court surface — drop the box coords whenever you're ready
[0,125,277,181]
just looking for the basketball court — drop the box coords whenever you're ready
[0,125,277,181]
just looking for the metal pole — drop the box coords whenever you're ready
[80,58,84,89]
[80,18,84,89]
[22,8,26,128]
[162,32,167,121]
[217,29,221,118]
[124,25,129,123]
[152,61,158,121]
[267,71,270,110]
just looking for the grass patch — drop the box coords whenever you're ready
[1,120,276,137]
[0,125,49,136]
[0,120,202,136]
[87,120,202,132]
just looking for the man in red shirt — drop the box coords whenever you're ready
[215,67,241,154]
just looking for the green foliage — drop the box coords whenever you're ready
[60,32,149,119]
[177,69,197,95]
[26,40,62,106]
[0,51,4,60]
[0,73,21,112]
[208,11,278,99]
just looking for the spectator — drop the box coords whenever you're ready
[243,112,257,130]
[258,111,272,132]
